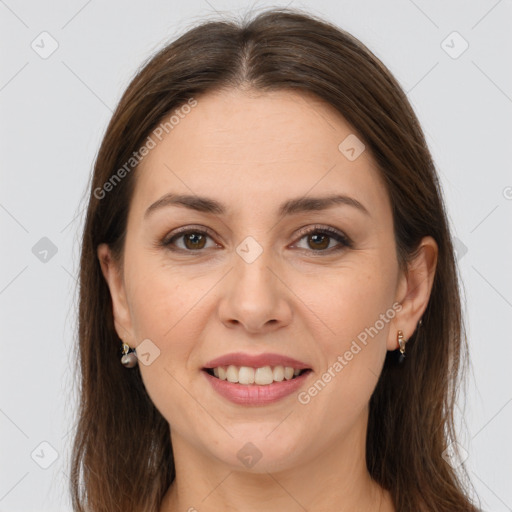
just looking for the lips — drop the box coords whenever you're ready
[201,352,313,405]
[203,352,311,370]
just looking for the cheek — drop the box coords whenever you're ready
[125,264,212,430]
[124,253,217,375]
[299,260,394,346]
[126,253,204,341]
[296,265,394,414]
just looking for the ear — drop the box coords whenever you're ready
[97,243,135,348]
[387,236,438,351]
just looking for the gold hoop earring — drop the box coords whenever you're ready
[397,330,407,364]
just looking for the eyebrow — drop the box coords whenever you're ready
[144,192,370,219]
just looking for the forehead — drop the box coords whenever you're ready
[131,88,390,221]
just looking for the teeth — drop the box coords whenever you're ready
[226,365,239,383]
[209,365,306,385]
[255,366,273,385]
[239,366,255,385]
[273,365,284,382]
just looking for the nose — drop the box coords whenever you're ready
[217,244,293,334]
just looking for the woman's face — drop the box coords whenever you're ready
[99,88,427,473]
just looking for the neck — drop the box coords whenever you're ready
[159,409,395,512]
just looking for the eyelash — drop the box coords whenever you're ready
[160,224,353,255]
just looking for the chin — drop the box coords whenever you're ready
[208,432,303,473]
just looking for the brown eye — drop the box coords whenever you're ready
[306,232,330,250]
[293,226,352,253]
[182,232,207,250]
[162,228,218,252]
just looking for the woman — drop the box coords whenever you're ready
[70,7,480,511]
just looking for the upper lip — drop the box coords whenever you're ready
[203,352,311,370]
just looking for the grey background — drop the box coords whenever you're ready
[1,0,511,510]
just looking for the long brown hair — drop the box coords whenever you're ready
[70,7,480,511]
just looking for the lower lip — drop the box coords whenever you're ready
[202,370,312,406]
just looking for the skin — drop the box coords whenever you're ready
[98,88,437,512]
